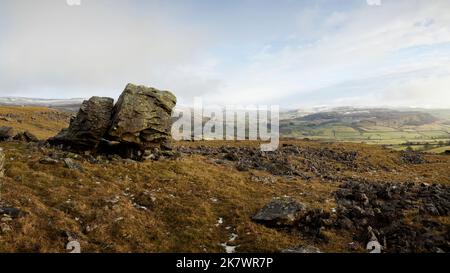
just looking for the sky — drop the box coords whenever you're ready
[0,0,449,108]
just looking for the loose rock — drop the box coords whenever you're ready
[39,157,59,165]
[63,158,82,170]
[13,131,39,142]
[0,207,25,218]
[252,198,307,227]
[0,126,14,141]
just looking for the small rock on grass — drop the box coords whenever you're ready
[252,197,307,227]
[63,158,83,170]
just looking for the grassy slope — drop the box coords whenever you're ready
[0,106,449,253]
[0,106,70,139]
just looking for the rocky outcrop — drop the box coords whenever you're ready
[48,84,177,159]
[253,180,450,253]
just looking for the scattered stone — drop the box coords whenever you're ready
[104,196,120,206]
[250,175,276,184]
[132,192,155,209]
[252,198,307,227]
[0,207,25,218]
[401,151,425,164]
[178,145,360,180]
[0,116,13,122]
[0,126,14,141]
[0,223,12,233]
[39,156,59,165]
[294,208,335,240]
[334,181,450,253]
[1,215,13,223]
[13,131,39,142]
[63,158,82,170]
[251,179,450,253]
[114,217,124,222]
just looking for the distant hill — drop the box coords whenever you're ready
[297,108,439,127]
[0,97,84,112]
[280,107,450,150]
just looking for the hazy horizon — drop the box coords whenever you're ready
[1,0,450,108]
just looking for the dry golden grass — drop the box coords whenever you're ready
[0,106,70,139]
[0,106,449,253]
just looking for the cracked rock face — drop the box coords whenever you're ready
[107,83,177,149]
[48,84,177,158]
[49,96,114,150]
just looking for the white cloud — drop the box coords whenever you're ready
[0,0,214,99]
[1,0,449,108]
[203,0,450,107]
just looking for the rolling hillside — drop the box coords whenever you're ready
[280,107,450,153]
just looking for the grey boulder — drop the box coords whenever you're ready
[108,83,177,149]
[49,97,114,150]
[0,126,14,141]
[252,197,307,226]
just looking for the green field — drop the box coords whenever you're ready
[281,122,450,153]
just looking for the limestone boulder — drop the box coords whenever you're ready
[49,97,114,150]
[107,84,176,149]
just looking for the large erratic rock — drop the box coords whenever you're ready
[49,84,177,159]
[49,96,114,150]
[108,83,176,148]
